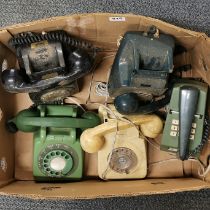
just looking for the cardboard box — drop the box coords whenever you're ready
[0,13,210,199]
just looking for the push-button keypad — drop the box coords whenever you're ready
[169,119,196,140]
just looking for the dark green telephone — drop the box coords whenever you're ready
[161,80,209,160]
[7,105,101,181]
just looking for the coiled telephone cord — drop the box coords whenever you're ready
[9,30,95,50]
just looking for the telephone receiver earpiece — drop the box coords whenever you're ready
[68,48,93,73]
[114,92,172,115]
[1,68,27,92]
[80,114,163,153]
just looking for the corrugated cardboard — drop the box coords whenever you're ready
[0,13,209,199]
[0,178,208,199]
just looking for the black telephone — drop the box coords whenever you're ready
[1,30,98,104]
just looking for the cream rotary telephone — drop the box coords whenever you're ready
[80,105,163,180]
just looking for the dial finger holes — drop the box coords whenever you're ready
[65,155,70,159]
[51,152,55,156]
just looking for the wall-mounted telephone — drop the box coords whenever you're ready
[7,105,100,181]
[108,27,175,115]
[161,80,209,160]
[1,30,98,104]
[80,105,163,180]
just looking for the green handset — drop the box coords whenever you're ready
[160,80,209,160]
[7,105,101,181]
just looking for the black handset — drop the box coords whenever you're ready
[114,90,172,115]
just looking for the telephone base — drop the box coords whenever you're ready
[98,126,147,180]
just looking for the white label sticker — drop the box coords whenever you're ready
[95,82,109,97]
[109,17,126,22]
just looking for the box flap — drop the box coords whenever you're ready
[0,178,209,199]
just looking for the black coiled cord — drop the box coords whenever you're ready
[9,30,94,50]
[189,115,210,158]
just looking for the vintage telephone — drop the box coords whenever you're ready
[161,80,209,160]
[7,105,100,181]
[108,27,175,115]
[80,105,163,180]
[1,30,98,104]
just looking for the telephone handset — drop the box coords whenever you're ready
[1,30,98,104]
[81,106,163,153]
[81,105,163,180]
[179,86,200,160]
[161,80,209,160]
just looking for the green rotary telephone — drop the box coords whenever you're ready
[7,105,101,181]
